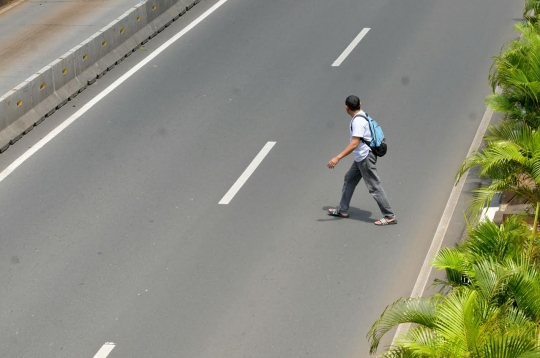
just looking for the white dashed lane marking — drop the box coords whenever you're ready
[219,141,276,205]
[332,28,370,67]
[93,342,115,358]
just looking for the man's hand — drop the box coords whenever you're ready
[327,157,340,169]
[327,137,359,169]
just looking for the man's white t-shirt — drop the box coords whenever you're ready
[350,110,372,162]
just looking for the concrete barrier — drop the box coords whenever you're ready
[0,0,202,153]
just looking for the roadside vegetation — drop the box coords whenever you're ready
[368,2,540,357]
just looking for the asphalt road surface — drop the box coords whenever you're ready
[0,0,524,357]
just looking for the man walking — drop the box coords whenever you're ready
[327,95,397,226]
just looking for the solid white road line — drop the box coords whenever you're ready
[390,103,496,346]
[331,28,370,67]
[219,141,276,205]
[93,342,115,358]
[0,0,231,185]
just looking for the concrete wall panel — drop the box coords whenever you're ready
[0,97,11,152]
[2,82,32,130]
[149,3,178,33]
[96,26,116,60]
[0,82,34,144]
[31,66,55,105]
[51,54,83,105]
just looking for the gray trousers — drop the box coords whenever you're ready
[338,152,395,218]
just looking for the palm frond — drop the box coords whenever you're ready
[432,248,470,287]
[368,297,438,354]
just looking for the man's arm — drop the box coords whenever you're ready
[327,137,361,169]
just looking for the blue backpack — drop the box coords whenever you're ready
[357,113,387,157]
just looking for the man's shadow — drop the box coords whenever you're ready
[318,206,374,223]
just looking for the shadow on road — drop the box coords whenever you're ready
[318,206,373,223]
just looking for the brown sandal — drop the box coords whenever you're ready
[374,217,397,226]
[328,207,349,218]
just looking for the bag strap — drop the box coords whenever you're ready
[350,113,372,146]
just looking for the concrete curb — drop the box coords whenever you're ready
[0,0,201,153]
